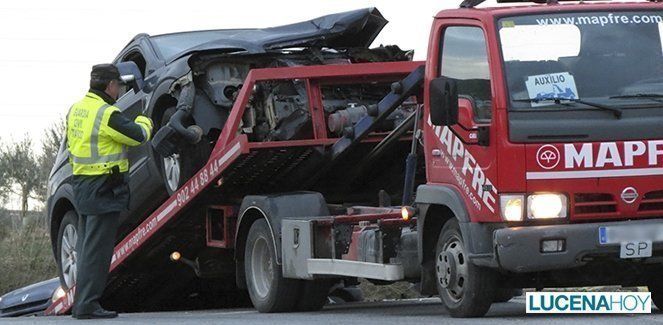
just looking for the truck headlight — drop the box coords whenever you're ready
[527,193,567,219]
[500,194,524,222]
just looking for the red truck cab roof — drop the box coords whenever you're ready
[436,1,662,20]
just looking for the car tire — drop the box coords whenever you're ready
[56,211,79,291]
[158,106,211,195]
[435,218,498,318]
[244,219,302,312]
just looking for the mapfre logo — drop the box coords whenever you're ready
[536,145,560,170]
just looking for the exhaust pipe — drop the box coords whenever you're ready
[169,82,203,144]
[151,76,203,157]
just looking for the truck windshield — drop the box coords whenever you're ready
[498,11,663,110]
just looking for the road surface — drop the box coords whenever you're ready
[2,297,661,324]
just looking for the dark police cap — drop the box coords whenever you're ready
[90,64,121,82]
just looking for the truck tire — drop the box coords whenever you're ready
[56,211,79,290]
[244,219,302,312]
[435,218,497,317]
[159,107,211,195]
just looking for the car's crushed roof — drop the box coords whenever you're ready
[152,7,388,62]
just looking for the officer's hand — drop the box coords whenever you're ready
[134,115,154,141]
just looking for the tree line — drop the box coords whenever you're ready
[0,119,64,219]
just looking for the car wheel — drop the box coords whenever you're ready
[158,107,211,195]
[244,219,301,312]
[435,218,497,318]
[56,211,79,291]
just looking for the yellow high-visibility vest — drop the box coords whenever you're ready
[66,92,147,175]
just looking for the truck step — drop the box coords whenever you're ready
[306,258,404,281]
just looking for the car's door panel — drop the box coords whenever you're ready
[114,46,167,227]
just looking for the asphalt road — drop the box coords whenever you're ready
[2,297,662,324]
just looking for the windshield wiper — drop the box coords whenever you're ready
[610,93,663,103]
[513,97,623,118]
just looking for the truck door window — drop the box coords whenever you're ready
[440,26,492,122]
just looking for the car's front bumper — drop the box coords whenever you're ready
[0,299,51,317]
[494,218,663,273]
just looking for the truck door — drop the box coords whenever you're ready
[425,23,499,220]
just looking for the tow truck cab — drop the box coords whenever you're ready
[419,0,663,303]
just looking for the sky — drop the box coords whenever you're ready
[0,0,508,209]
[0,0,463,144]
[0,0,524,145]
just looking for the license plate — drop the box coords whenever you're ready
[598,224,663,244]
[620,241,652,259]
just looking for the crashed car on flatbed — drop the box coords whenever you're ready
[46,8,411,311]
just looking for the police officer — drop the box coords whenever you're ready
[66,64,153,319]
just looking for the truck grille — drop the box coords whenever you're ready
[638,190,663,212]
[573,193,617,217]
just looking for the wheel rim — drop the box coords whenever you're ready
[60,224,78,289]
[163,154,181,192]
[250,237,274,299]
[436,234,468,303]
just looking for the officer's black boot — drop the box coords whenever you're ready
[73,308,118,319]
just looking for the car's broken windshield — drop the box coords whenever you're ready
[151,31,244,60]
[498,11,663,110]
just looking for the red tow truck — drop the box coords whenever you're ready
[48,0,663,318]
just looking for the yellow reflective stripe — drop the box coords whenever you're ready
[90,103,110,159]
[70,103,128,165]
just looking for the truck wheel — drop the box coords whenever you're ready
[56,211,79,290]
[159,107,210,195]
[245,219,301,312]
[435,218,497,317]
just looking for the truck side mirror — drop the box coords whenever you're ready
[429,77,458,126]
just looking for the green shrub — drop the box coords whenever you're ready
[0,220,57,295]
[359,279,421,301]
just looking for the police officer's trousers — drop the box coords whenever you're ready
[72,212,120,316]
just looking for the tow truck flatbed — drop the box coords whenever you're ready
[46,60,424,315]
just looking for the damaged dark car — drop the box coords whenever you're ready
[46,8,411,310]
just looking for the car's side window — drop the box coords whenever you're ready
[439,26,492,122]
[123,50,147,78]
